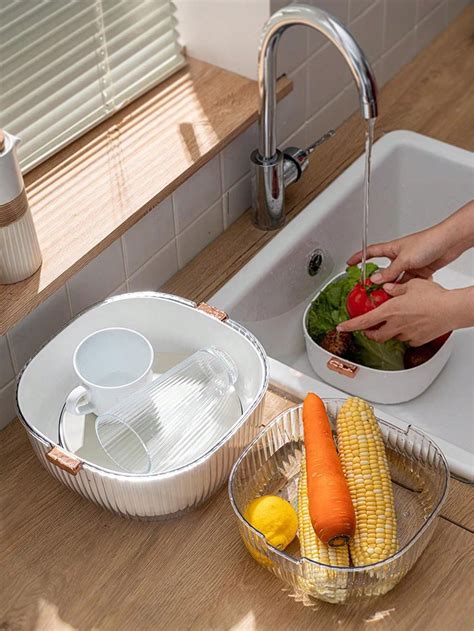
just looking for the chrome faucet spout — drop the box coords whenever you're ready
[252,3,378,229]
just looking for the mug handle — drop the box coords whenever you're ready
[65,385,95,415]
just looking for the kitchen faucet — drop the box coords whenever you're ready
[251,3,378,230]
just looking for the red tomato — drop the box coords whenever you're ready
[346,280,391,318]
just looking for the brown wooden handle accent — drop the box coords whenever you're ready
[0,188,29,227]
[46,446,82,475]
[197,302,228,322]
[327,357,359,378]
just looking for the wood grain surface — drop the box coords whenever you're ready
[442,478,474,531]
[0,388,472,631]
[0,59,290,335]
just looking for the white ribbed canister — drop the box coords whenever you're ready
[0,130,42,284]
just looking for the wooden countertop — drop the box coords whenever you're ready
[1,389,473,631]
[1,7,473,631]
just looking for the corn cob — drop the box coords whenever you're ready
[298,458,349,566]
[336,397,398,566]
[297,456,349,603]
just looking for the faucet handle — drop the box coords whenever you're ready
[302,129,335,157]
[282,129,335,186]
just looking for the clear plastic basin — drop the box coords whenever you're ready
[228,399,449,604]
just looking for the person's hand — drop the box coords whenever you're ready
[337,279,454,346]
[347,227,458,284]
[347,200,474,284]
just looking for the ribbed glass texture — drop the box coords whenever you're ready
[95,347,240,475]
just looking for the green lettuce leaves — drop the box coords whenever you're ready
[352,331,406,371]
[307,263,378,338]
[306,263,407,371]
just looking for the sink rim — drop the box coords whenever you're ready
[212,129,474,481]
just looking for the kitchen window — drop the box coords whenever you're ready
[0,0,185,172]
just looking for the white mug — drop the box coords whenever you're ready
[66,327,154,416]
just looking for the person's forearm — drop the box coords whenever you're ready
[446,286,474,331]
[437,200,474,255]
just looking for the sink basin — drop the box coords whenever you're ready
[212,131,474,481]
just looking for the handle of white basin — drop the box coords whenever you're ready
[46,446,82,475]
[65,385,95,415]
[327,357,359,378]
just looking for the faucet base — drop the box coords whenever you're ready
[251,150,285,231]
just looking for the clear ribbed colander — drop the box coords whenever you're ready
[228,400,449,604]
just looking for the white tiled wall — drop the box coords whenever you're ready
[0,0,470,430]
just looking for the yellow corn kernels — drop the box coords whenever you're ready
[336,397,398,566]
[297,456,349,603]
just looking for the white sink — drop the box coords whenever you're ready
[212,131,474,481]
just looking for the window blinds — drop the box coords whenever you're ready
[0,0,186,172]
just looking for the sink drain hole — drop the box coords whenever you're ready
[308,249,324,276]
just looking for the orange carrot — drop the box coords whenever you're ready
[302,393,356,546]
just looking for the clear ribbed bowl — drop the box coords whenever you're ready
[228,399,449,604]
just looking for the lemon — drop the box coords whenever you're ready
[243,495,298,565]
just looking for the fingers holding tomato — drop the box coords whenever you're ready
[346,279,391,319]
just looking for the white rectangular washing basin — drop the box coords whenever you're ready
[212,131,474,481]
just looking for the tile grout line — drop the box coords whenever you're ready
[64,283,74,320]
[5,334,19,377]
[170,192,179,242]
[304,85,351,132]
[108,279,130,298]
[418,0,449,29]
[381,0,388,55]
[380,26,417,65]
[174,192,224,239]
[118,235,128,284]
[216,149,224,201]
[228,169,252,194]
[415,0,422,23]
[176,198,224,270]
[127,237,178,285]
[222,191,230,230]
[348,0,380,25]
[219,152,229,229]
[124,230,177,285]
[413,0,450,50]
[304,56,311,125]
[171,192,187,270]
[302,41,330,80]
[225,169,256,229]
[280,121,307,151]
[0,376,15,394]
[173,163,223,238]
[444,0,451,26]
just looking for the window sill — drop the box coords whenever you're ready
[0,57,291,335]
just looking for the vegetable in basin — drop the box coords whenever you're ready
[306,264,450,370]
[307,264,407,371]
